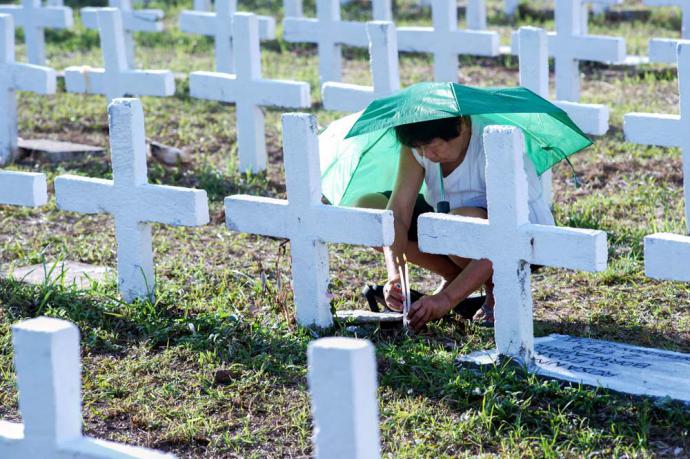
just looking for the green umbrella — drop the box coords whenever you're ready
[319,82,592,207]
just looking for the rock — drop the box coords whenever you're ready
[148,139,191,165]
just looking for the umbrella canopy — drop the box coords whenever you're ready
[319,82,592,206]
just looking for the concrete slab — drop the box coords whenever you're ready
[4,261,113,289]
[18,138,104,163]
[458,334,690,403]
[335,309,403,325]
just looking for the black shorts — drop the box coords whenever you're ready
[380,191,433,242]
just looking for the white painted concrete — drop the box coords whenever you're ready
[308,337,380,459]
[0,0,72,65]
[645,232,690,281]
[225,113,394,328]
[322,21,400,112]
[0,316,175,458]
[418,126,607,362]
[64,8,174,102]
[179,0,276,73]
[190,13,310,173]
[645,0,690,63]
[0,14,56,166]
[55,98,209,302]
[0,170,47,207]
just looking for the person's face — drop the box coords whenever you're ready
[417,135,463,163]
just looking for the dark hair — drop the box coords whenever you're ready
[394,116,467,148]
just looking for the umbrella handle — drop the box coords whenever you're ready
[436,201,450,214]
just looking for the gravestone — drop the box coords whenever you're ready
[646,0,690,63]
[4,261,113,289]
[0,170,47,207]
[308,337,380,459]
[511,0,626,102]
[0,0,72,65]
[54,98,209,302]
[322,21,400,113]
[179,0,276,74]
[225,113,394,328]
[0,14,57,166]
[624,41,690,232]
[0,316,175,458]
[283,0,392,84]
[18,138,105,163]
[64,8,175,102]
[81,0,164,69]
[418,126,608,362]
[396,0,499,82]
[190,13,310,173]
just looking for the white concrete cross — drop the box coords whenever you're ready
[0,171,47,207]
[504,0,519,16]
[283,0,392,84]
[645,233,690,281]
[225,113,394,328]
[322,21,400,113]
[624,41,690,233]
[308,337,380,459]
[64,8,174,102]
[190,13,310,173]
[396,0,499,83]
[418,126,608,362]
[0,316,175,458]
[81,0,164,69]
[179,0,275,74]
[54,98,209,302]
[0,14,56,166]
[646,0,690,63]
[0,0,72,65]
[194,0,212,10]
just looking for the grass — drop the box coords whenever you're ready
[1,0,690,457]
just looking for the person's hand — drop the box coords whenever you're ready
[407,292,452,332]
[383,276,404,312]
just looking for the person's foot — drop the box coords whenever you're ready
[361,284,423,313]
[473,303,494,328]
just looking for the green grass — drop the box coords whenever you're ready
[1,0,690,457]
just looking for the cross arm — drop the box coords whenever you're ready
[550,34,625,63]
[623,113,681,148]
[190,72,311,108]
[82,7,163,32]
[314,206,394,247]
[225,195,292,239]
[0,6,72,28]
[0,171,48,207]
[135,184,209,226]
[13,63,56,94]
[283,18,368,47]
[528,224,608,271]
[321,82,374,112]
[178,11,215,36]
[645,232,690,281]
[648,38,678,64]
[55,175,114,215]
[554,100,609,136]
[397,29,499,56]
[417,213,494,260]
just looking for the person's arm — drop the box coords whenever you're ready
[383,146,425,310]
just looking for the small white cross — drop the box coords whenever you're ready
[624,41,690,233]
[54,98,209,302]
[308,338,380,459]
[0,0,72,65]
[81,0,164,69]
[0,14,56,166]
[0,316,175,458]
[225,113,394,328]
[180,0,275,74]
[283,0,392,84]
[64,8,174,102]
[646,1,690,63]
[194,0,212,10]
[418,126,607,362]
[397,0,499,82]
[0,170,47,207]
[190,13,310,173]
[322,21,400,112]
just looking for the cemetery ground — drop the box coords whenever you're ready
[2,0,690,456]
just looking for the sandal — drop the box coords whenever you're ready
[361,284,423,313]
[473,303,495,328]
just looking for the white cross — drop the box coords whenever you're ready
[225,113,394,328]
[190,13,310,173]
[646,0,690,63]
[0,171,47,207]
[54,98,209,302]
[194,0,212,10]
[0,0,72,65]
[322,21,400,112]
[645,233,690,281]
[81,0,164,69]
[418,126,607,362]
[466,0,487,30]
[308,338,380,459]
[624,41,690,233]
[64,8,174,102]
[504,0,519,15]
[0,14,56,166]
[283,0,392,84]
[396,0,499,83]
[0,316,175,458]
[179,0,275,74]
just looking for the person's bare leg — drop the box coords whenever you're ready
[354,193,461,281]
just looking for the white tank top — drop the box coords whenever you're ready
[411,117,555,226]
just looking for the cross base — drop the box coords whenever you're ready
[457,334,690,403]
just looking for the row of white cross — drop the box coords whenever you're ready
[0,316,380,458]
